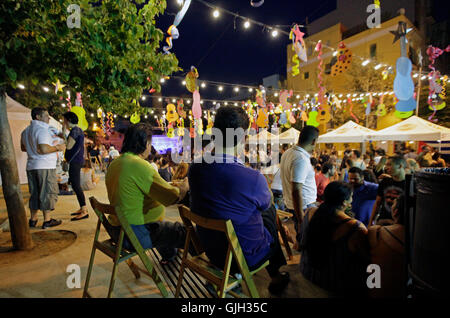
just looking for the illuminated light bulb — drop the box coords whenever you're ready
[172,98,176,103]
[339,94,343,98]
[144,115,148,119]
[114,114,117,118]
[244,20,250,29]
[421,76,426,80]
[234,102,238,106]
[187,100,191,104]
[224,102,228,105]
[362,60,370,66]
[151,110,154,114]
[90,113,94,117]
[374,64,383,70]
[43,86,49,92]
[141,96,146,100]
[234,87,239,92]
[271,30,278,37]
[61,103,66,107]
[248,88,253,92]
[158,97,162,102]
[213,9,219,18]
[182,80,186,85]
[160,78,165,83]
[296,95,300,99]
[218,86,223,91]
[274,93,278,97]
[333,51,338,57]
[201,82,206,88]
[413,74,419,78]
[213,101,216,105]
[18,84,25,89]
[200,100,204,104]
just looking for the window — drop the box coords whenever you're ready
[304,72,309,80]
[370,44,377,58]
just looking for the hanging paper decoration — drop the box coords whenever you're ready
[426,45,450,121]
[163,0,191,54]
[97,108,103,118]
[317,106,331,125]
[274,103,283,114]
[192,90,202,119]
[206,111,213,135]
[288,110,296,124]
[290,24,307,62]
[130,112,141,124]
[348,98,359,123]
[279,90,293,110]
[315,41,326,106]
[395,110,414,119]
[166,103,179,123]
[52,79,66,94]
[186,66,199,93]
[331,42,353,77]
[167,122,175,138]
[256,108,269,128]
[391,22,415,107]
[250,0,264,7]
[256,86,266,107]
[374,0,380,8]
[376,94,387,116]
[177,118,185,137]
[177,99,187,118]
[292,54,300,77]
[307,108,320,127]
[382,69,389,80]
[71,106,88,131]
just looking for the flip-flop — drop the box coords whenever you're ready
[71,214,89,221]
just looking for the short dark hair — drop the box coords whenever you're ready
[310,157,318,166]
[353,149,361,158]
[121,123,152,155]
[63,111,79,124]
[348,166,364,177]
[322,163,334,174]
[31,107,47,120]
[213,106,249,148]
[298,125,319,145]
[388,155,406,168]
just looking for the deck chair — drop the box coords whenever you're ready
[83,196,169,298]
[175,205,269,298]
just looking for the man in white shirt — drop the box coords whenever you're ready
[351,149,366,170]
[21,108,65,229]
[108,146,120,159]
[280,125,319,243]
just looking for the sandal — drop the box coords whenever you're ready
[70,211,83,216]
[71,214,89,221]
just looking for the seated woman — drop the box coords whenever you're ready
[368,195,405,298]
[299,181,370,297]
[105,124,189,263]
[80,159,100,191]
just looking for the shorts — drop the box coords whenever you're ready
[27,169,58,211]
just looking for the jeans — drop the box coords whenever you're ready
[68,162,86,208]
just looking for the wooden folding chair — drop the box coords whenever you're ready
[175,205,269,298]
[276,209,294,261]
[83,196,169,298]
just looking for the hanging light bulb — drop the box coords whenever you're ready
[201,82,206,88]
[362,60,370,66]
[374,64,383,70]
[160,78,165,83]
[248,87,253,92]
[271,29,278,37]
[158,97,162,102]
[182,80,186,85]
[274,92,278,97]
[114,114,117,118]
[43,86,49,92]
[186,99,191,104]
[18,84,25,89]
[234,87,240,92]
[141,96,146,100]
[218,86,223,91]
[213,9,220,18]
[244,20,250,29]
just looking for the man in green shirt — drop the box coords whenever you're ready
[105,124,189,262]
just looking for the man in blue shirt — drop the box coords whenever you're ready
[188,106,289,295]
[348,167,378,226]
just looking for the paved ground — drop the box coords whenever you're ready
[0,174,329,298]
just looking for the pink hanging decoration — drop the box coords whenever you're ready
[192,90,202,119]
[315,40,325,107]
[426,45,450,122]
[348,98,359,123]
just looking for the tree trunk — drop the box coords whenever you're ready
[0,92,34,250]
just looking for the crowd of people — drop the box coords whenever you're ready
[19,106,446,298]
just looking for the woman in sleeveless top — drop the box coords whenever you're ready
[299,181,370,297]
[368,195,406,298]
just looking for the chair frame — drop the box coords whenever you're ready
[83,196,169,298]
[175,205,269,298]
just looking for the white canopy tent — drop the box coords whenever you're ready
[248,129,277,144]
[365,116,450,141]
[317,121,377,143]
[277,127,300,144]
[0,95,62,185]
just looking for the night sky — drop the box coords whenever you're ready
[144,0,337,107]
[141,0,449,110]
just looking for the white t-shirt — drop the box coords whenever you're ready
[21,120,57,170]
[271,166,283,191]
[354,159,366,170]
[280,145,317,210]
[109,149,120,159]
